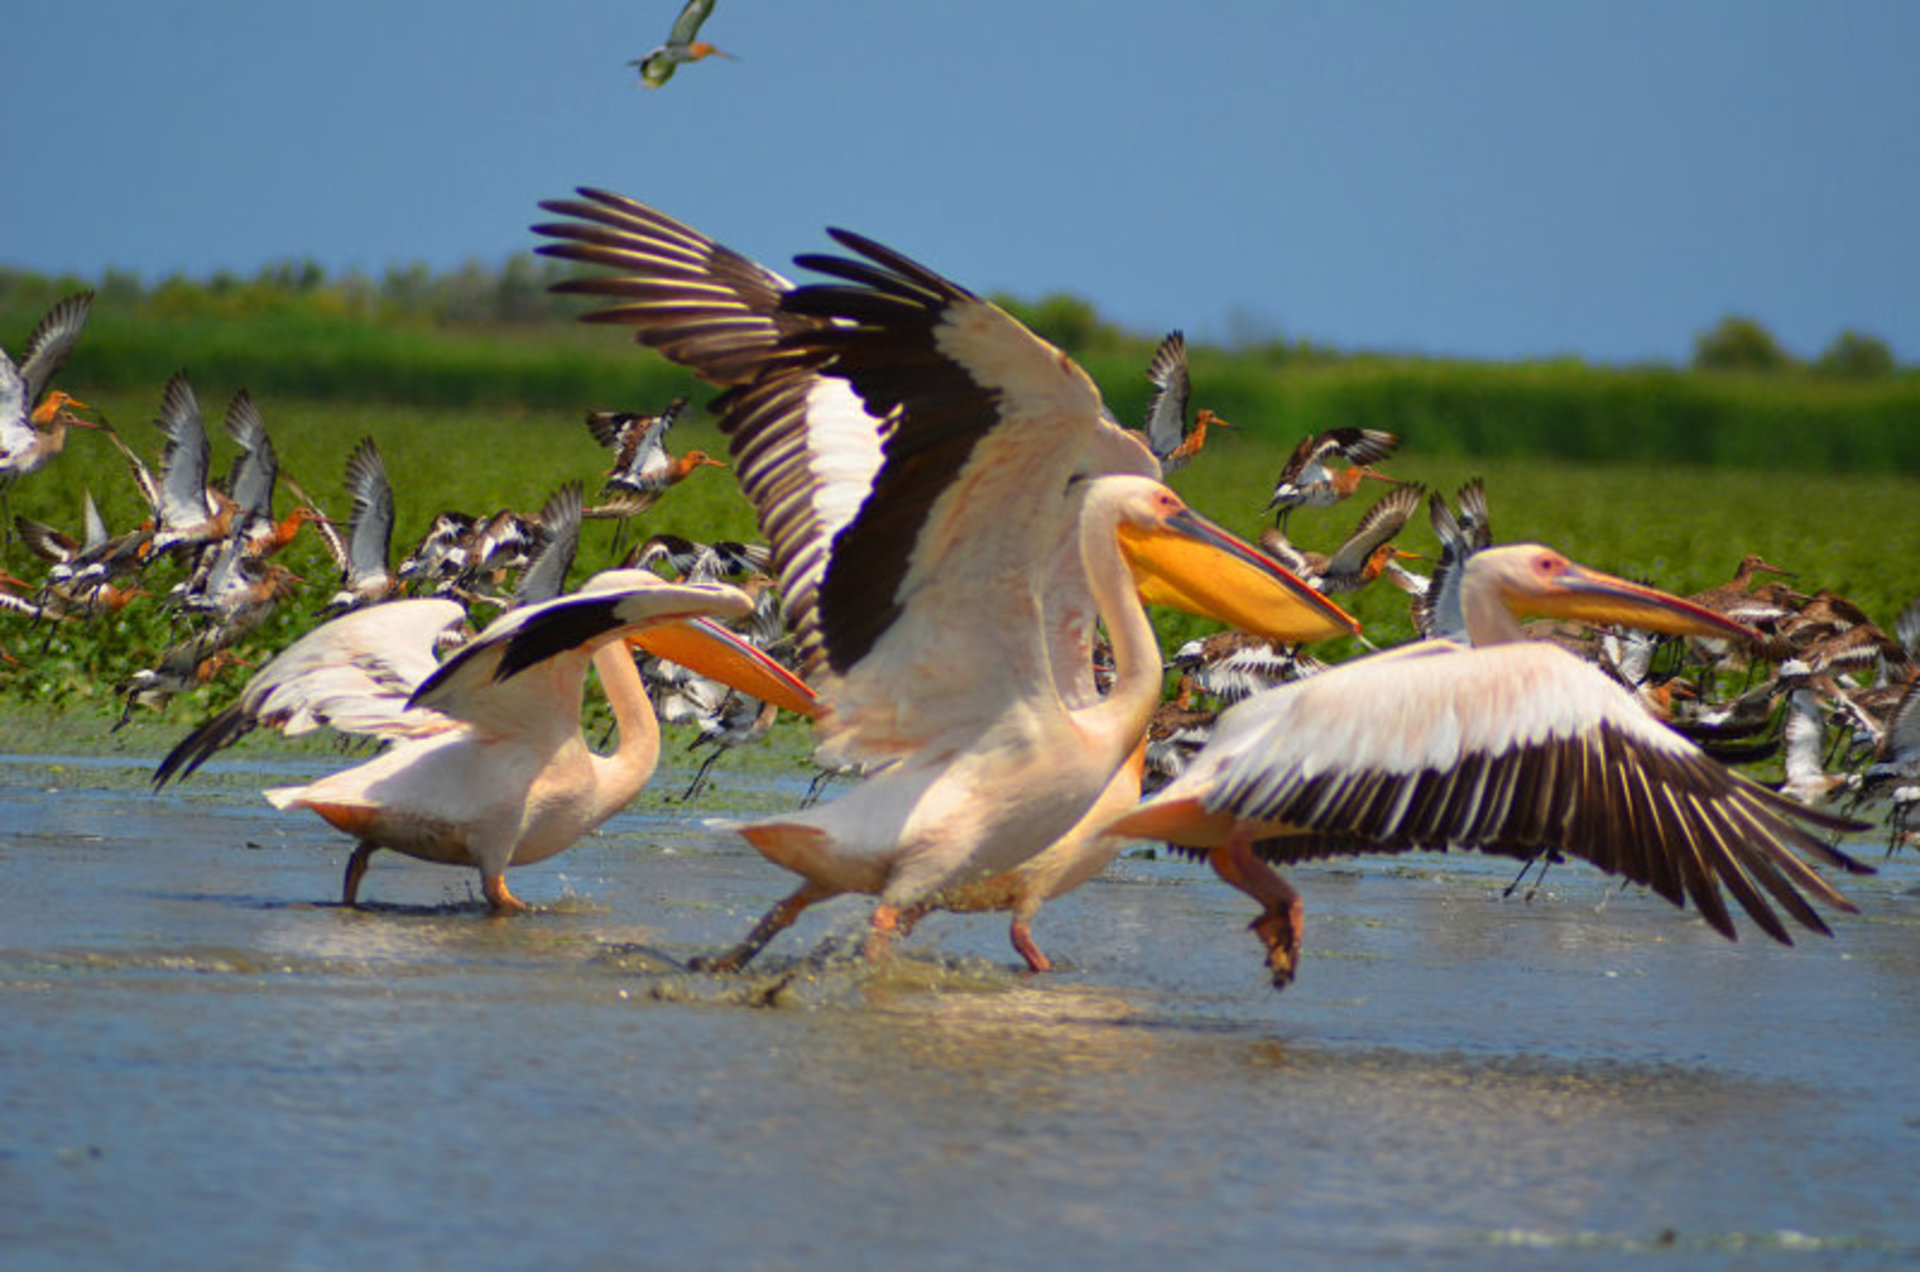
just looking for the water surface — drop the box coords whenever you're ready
[3,753,1917,1270]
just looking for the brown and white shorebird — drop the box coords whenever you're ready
[1138,330,1230,474]
[630,0,736,88]
[1261,427,1400,529]
[1,292,97,529]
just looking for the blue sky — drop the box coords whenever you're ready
[5,1,1915,363]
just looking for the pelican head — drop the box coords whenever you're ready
[1465,543,1761,646]
[1111,482,1359,644]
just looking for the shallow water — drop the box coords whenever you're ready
[3,751,1919,1270]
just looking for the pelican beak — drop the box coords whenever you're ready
[1118,507,1360,643]
[627,619,818,719]
[1529,563,1761,643]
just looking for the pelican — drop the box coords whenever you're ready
[1139,330,1230,474]
[1261,427,1400,528]
[533,189,1357,966]
[630,0,736,88]
[154,569,817,912]
[1108,543,1871,987]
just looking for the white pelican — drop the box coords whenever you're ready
[533,189,1358,966]
[1108,543,1871,987]
[1139,330,1229,474]
[630,0,736,88]
[154,569,818,912]
[1261,427,1400,529]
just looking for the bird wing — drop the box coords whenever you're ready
[0,353,30,460]
[153,374,214,529]
[536,188,821,385]
[1139,330,1191,462]
[512,483,582,606]
[767,227,1122,754]
[1120,639,1867,943]
[1325,427,1400,467]
[17,291,94,405]
[411,569,810,737]
[668,0,716,45]
[1322,482,1422,577]
[339,439,394,585]
[153,598,471,787]
[223,389,278,530]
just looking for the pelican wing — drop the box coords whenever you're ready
[1124,640,1868,943]
[17,291,94,405]
[411,570,809,737]
[771,227,1119,750]
[1140,330,1191,463]
[536,188,821,385]
[153,598,470,787]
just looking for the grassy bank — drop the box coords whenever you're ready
[7,286,1920,473]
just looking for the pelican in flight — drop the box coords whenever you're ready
[533,188,1357,967]
[1108,543,1871,986]
[1140,330,1230,474]
[631,0,735,88]
[154,569,817,912]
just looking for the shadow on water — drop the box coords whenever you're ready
[4,762,1920,1268]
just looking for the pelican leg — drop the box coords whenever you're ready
[481,870,530,915]
[1009,916,1052,973]
[342,842,380,906]
[693,881,839,972]
[1207,831,1304,989]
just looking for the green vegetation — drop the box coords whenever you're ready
[3,260,1918,735]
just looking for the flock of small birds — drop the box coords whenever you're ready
[0,291,757,777]
[5,290,1915,859]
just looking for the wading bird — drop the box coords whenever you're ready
[1261,427,1400,529]
[1258,482,1424,595]
[631,0,735,88]
[154,570,817,912]
[1107,543,1870,987]
[1139,330,1230,474]
[1,292,96,504]
[534,188,1356,968]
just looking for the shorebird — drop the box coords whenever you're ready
[630,0,736,88]
[1138,330,1230,474]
